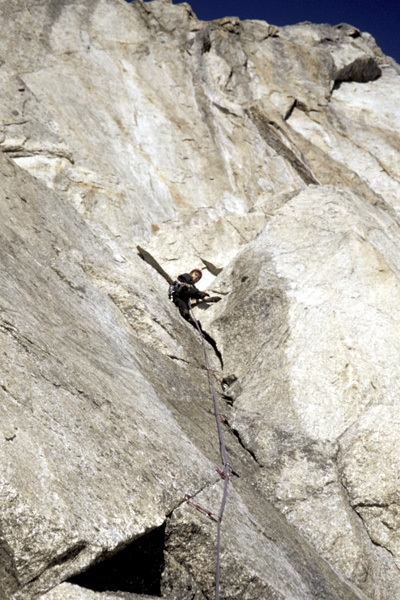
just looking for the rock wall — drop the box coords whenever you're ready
[1,0,400,598]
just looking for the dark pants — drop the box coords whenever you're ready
[173,297,223,366]
[173,297,199,328]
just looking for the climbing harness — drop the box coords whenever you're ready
[188,300,230,600]
[168,279,189,301]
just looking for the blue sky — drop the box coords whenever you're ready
[126,0,399,64]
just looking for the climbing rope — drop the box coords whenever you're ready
[188,301,230,600]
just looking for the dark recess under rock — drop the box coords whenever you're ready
[68,524,166,596]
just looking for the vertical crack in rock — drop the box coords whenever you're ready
[200,30,211,54]
[136,246,173,286]
[246,107,320,185]
[228,423,263,468]
[195,324,224,368]
[68,524,166,596]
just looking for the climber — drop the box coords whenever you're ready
[169,268,223,366]
[168,268,209,323]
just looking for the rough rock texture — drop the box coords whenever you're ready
[0,0,400,598]
[41,583,153,600]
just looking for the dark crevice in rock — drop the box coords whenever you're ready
[198,327,223,368]
[337,476,383,555]
[221,374,242,405]
[337,482,399,562]
[247,107,320,185]
[199,257,223,276]
[367,537,395,558]
[137,246,173,285]
[335,23,361,38]
[331,80,344,91]
[352,509,397,559]
[284,98,297,121]
[27,543,89,586]
[212,102,241,118]
[354,501,391,510]
[229,424,263,468]
[47,543,88,571]
[201,31,211,54]
[334,57,382,87]
[1,143,75,164]
[0,321,35,354]
[167,354,191,364]
[68,524,166,596]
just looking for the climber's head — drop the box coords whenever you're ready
[190,268,202,283]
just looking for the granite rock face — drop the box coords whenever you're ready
[0,0,400,598]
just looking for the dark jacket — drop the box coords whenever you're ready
[174,273,208,302]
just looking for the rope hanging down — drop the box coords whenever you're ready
[188,301,230,600]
